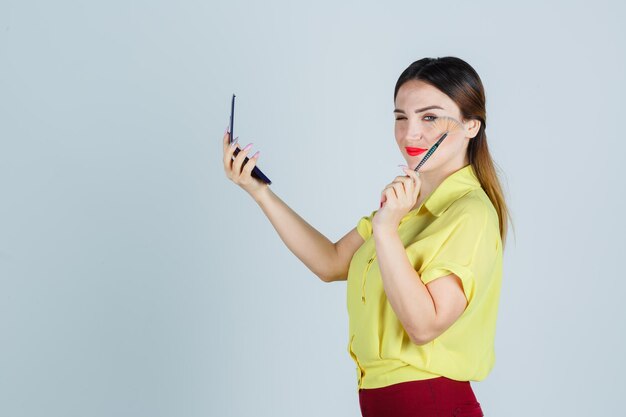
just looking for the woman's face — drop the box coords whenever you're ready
[394,79,478,172]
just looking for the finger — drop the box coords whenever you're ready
[402,167,419,184]
[392,175,409,184]
[396,180,414,207]
[380,187,389,204]
[389,177,408,193]
[403,178,415,204]
[222,120,235,151]
[391,182,406,199]
[392,175,414,196]
[223,127,230,150]
[400,176,413,199]
[382,183,397,197]
[241,150,260,179]
[402,168,421,197]
[383,188,397,206]
[232,142,254,179]
[223,137,239,175]
[398,173,413,187]
[223,136,240,175]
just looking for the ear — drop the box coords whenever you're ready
[464,119,481,139]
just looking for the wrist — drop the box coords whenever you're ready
[373,224,399,238]
[249,185,271,205]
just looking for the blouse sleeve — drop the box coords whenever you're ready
[356,209,378,241]
[419,209,496,303]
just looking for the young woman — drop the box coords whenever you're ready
[222,56,510,417]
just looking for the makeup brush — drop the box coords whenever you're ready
[414,116,465,172]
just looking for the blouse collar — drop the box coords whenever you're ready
[401,164,482,222]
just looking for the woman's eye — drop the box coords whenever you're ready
[395,116,437,121]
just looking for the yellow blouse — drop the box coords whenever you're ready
[346,164,503,391]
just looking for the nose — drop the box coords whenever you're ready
[403,120,428,144]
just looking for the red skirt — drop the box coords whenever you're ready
[358,376,484,417]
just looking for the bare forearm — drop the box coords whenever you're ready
[373,227,436,343]
[251,187,338,281]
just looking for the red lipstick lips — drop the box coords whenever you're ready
[405,147,428,156]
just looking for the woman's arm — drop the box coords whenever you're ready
[252,187,364,282]
[223,130,363,282]
[373,227,468,345]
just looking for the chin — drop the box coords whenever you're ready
[404,153,438,172]
[403,160,417,170]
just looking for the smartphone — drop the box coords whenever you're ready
[229,94,272,185]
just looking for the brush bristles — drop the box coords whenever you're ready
[431,116,464,134]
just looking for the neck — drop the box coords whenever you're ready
[411,157,470,211]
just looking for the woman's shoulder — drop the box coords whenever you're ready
[445,187,499,228]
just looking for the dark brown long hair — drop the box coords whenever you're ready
[394,57,513,247]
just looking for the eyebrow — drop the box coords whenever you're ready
[393,105,444,114]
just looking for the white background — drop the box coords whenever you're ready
[1,0,625,415]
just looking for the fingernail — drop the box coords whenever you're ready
[397,164,408,168]
[225,123,230,134]
[229,137,239,148]
[251,151,260,158]
[243,143,253,152]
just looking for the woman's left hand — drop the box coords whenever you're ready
[372,166,422,232]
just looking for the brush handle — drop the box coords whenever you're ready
[414,132,449,172]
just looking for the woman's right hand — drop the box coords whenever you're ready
[222,129,269,199]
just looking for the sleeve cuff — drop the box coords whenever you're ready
[420,261,476,302]
[356,217,372,240]
[356,210,377,240]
